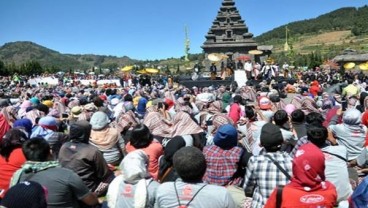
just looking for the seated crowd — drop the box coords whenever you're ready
[1,75,368,208]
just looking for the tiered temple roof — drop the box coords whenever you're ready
[201,0,258,55]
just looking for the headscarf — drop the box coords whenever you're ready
[1,106,17,126]
[240,86,257,102]
[174,97,192,114]
[143,112,171,138]
[170,111,204,137]
[118,110,138,132]
[69,120,92,143]
[343,108,362,126]
[13,118,33,138]
[207,101,222,114]
[289,143,332,192]
[301,96,319,115]
[211,113,234,135]
[119,150,150,208]
[18,100,32,118]
[158,136,186,179]
[24,109,41,126]
[291,95,303,109]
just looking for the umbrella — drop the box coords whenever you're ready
[344,62,355,69]
[137,69,147,74]
[208,53,223,62]
[121,66,134,72]
[236,55,251,61]
[145,68,159,74]
[248,50,263,55]
[359,63,368,70]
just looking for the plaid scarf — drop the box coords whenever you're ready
[10,161,59,187]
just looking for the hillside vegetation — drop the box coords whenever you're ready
[255,6,368,55]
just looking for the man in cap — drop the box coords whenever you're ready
[243,123,292,208]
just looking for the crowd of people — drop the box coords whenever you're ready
[0,67,368,208]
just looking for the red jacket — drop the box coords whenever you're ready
[265,185,337,208]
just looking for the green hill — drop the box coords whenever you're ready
[255,6,368,55]
[0,41,137,70]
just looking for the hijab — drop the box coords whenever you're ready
[289,143,332,191]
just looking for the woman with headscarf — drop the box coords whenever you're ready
[17,100,32,118]
[206,113,234,146]
[89,111,124,166]
[107,150,159,208]
[117,103,139,144]
[13,118,33,138]
[301,96,320,115]
[265,143,337,207]
[0,129,28,198]
[157,136,186,183]
[143,111,172,142]
[169,111,205,149]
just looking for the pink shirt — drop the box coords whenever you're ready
[126,140,163,180]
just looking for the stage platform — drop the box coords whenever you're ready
[178,77,234,88]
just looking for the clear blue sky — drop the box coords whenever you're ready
[0,0,367,60]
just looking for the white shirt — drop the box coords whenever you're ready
[244,62,253,72]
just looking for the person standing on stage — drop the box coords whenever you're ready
[210,63,217,80]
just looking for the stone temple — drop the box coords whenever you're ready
[201,0,258,56]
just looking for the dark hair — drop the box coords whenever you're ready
[22,137,50,161]
[173,146,206,183]
[105,88,112,96]
[273,110,289,126]
[124,94,133,102]
[158,102,168,110]
[0,129,28,161]
[233,95,242,104]
[306,112,324,125]
[130,124,153,149]
[291,109,305,123]
[307,125,328,147]
[36,104,49,115]
[93,96,104,107]
[244,106,256,120]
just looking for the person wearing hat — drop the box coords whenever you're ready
[203,124,251,207]
[155,147,236,208]
[89,111,124,166]
[258,96,274,122]
[58,121,114,197]
[30,116,68,160]
[243,123,292,208]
